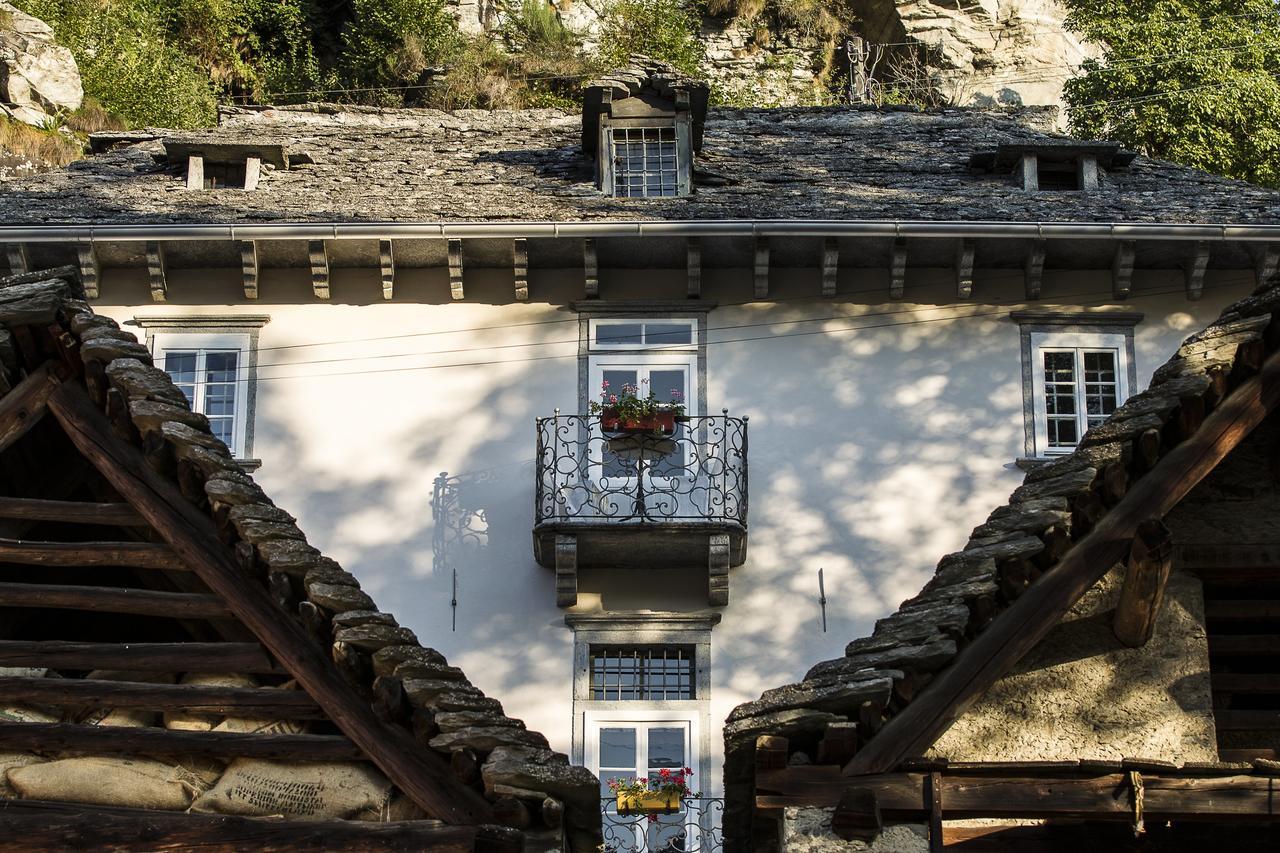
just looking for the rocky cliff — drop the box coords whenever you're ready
[0,0,82,126]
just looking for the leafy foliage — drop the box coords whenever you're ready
[340,0,461,102]
[596,0,705,77]
[1063,0,1280,186]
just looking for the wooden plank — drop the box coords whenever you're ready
[0,538,186,569]
[380,239,395,301]
[512,239,527,302]
[831,786,880,842]
[1212,710,1280,730]
[845,346,1280,776]
[955,239,975,300]
[1184,241,1209,301]
[1204,601,1280,621]
[0,581,229,619]
[0,496,145,526]
[754,236,769,299]
[0,721,363,761]
[448,238,464,300]
[890,239,907,300]
[758,768,1280,821]
[1211,673,1280,693]
[0,361,58,455]
[76,244,99,300]
[309,240,329,300]
[0,675,324,718]
[239,241,258,300]
[821,237,838,298]
[0,800,491,852]
[926,771,943,853]
[1208,635,1280,655]
[0,640,280,672]
[687,237,701,299]
[1112,518,1173,647]
[1024,240,1045,300]
[47,381,495,825]
[146,242,166,302]
[1111,240,1135,300]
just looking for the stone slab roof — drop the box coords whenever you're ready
[2,104,1278,225]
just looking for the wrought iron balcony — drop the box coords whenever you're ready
[600,797,724,853]
[533,413,748,605]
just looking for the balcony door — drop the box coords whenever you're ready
[586,713,699,853]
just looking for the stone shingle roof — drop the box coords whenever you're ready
[3,104,1279,225]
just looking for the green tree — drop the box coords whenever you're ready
[1063,0,1280,187]
[596,0,705,76]
[340,0,460,102]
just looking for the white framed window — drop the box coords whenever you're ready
[610,126,680,198]
[589,318,697,351]
[1029,331,1130,455]
[151,332,252,457]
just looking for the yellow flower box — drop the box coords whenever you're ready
[616,790,680,815]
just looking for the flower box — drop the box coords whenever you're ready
[599,407,677,436]
[616,790,680,816]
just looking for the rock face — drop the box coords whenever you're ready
[0,1,83,126]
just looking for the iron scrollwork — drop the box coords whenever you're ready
[535,414,748,526]
[600,797,725,853]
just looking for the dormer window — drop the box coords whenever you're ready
[162,139,289,191]
[581,58,709,199]
[970,142,1136,193]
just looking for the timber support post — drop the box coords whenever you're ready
[1113,518,1174,647]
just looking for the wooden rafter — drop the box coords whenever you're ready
[0,640,280,672]
[45,380,495,825]
[0,582,228,619]
[844,346,1280,776]
[0,675,324,718]
[0,496,145,526]
[0,537,185,569]
[0,722,364,761]
[0,362,59,455]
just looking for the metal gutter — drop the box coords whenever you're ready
[0,220,1275,242]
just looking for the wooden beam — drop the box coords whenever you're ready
[758,767,1280,821]
[822,237,839,298]
[243,154,262,191]
[0,538,186,569]
[1111,240,1135,300]
[0,675,323,718]
[145,241,166,302]
[955,239,975,300]
[583,238,598,298]
[5,243,29,276]
[1024,240,1045,301]
[46,382,494,825]
[448,238,464,300]
[512,238,527,302]
[686,237,701,299]
[0,640,279,673]
[0,800,499,852]
[845,346,1280,776]
[831,786,881,842]
[1204,602,1280,622]
[1208,635,1280,655]
[185,154,204,190]
[0,721,363,761]
[0,362,57,455]
[0,496,145,526]
[76,244,99,300]
[754,236,769,299]
[1251,244,1279,289]
[0,582,229,619]
[380,239,395,301]
[890,239,907,300]
[309,240,329,300]
[1112,518,1173,647]
[239,240,258,300]
[1184,241,1209,301]
[1213,710,1280,729]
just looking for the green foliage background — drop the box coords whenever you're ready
[1063,0,1280,187]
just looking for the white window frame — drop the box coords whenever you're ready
[588,318,698,351]
[151,331,252,458]
[1030,331,1130,456]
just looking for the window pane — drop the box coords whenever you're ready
[590,648,694,700]
[204,351,238,383]
[1083,350,1119,426]
[600,728,636,769]
[1048,417,1077,447]
[648,370,686,405]
[596,323,643,346]
[207,417,235,448]
[648,728,685,770]
[612,127,678,198]
[645,322,692,346]
[162,351,198,406]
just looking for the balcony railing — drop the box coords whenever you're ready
[601,797,724,853]
[535,413,748,526]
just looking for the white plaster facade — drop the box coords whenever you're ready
[84,262,1252,803]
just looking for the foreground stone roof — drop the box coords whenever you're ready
[2,104,1279,224]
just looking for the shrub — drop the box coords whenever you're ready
[596,0,705,77]
[340,0,461,102]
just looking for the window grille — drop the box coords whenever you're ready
[1041,348,1119,450]
[611,127,679,198]
[590,647,694,700]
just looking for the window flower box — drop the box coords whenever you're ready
[615,790,680,816]
[599,407,677,436]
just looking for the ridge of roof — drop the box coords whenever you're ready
[0,270,602,851]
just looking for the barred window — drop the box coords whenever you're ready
[590,647,694,700]
[611,127,679,198]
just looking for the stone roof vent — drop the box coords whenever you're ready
[971,141,1137,193]
[162,138,290,191]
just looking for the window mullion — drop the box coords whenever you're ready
[193,350,208,416]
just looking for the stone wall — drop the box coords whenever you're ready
[927,566,1217,763]
[780,809,928,853]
